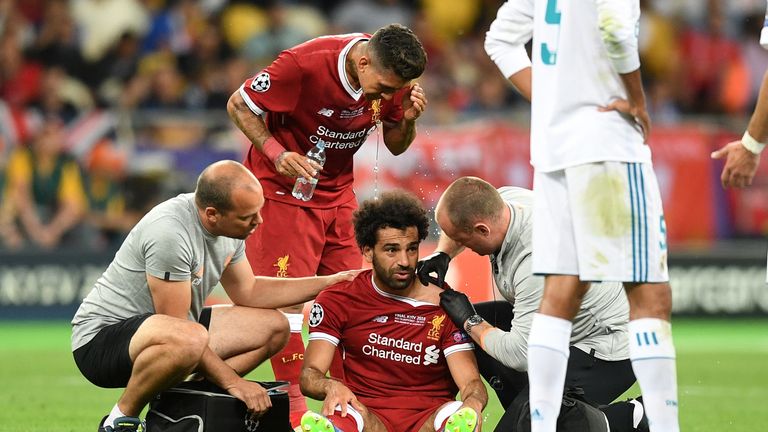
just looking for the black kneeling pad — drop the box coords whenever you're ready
[508,386,609,432]
[146,380,291,432]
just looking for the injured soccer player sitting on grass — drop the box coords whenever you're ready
[299,190,488,432]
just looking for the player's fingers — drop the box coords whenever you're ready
[711,147,726,159]
[321,399,335,416]
[721,167,731,188]
[339,401,348,417]
[289,158,314,179]
[350,397,365,413]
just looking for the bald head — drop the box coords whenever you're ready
[195,160,262,213]
[436,176,505,232]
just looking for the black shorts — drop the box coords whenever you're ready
[73,313,153,388]
[72,308,214,389]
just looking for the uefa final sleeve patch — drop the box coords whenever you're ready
[250,72,271,92]
[309,303,324,327]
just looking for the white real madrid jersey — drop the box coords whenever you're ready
[487,0,652,172]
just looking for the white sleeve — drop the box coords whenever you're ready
[595,0,641,73]
[482,259,541,371]
[484,0,535,79]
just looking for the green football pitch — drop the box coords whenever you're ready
[0,319,766,432]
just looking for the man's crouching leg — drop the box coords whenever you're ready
[206,305,290,375]
[119,315,210,418]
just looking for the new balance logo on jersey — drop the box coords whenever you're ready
[423,345,440,365]
[317,108,334,117]
[372,315,388,323]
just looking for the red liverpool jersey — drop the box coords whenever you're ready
[307,270,474,410]
[239,34,407,208]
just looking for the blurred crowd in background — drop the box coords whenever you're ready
[1,0,767,252]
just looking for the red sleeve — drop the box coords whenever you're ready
[240,51,302,114]
[307,288,347,346]
[440,314,474,356]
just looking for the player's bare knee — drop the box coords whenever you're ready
[265,311,290,353]
[171,321,209,363]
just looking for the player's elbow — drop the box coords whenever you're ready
[226,91,249,121]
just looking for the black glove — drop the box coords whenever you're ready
[416,251,451,287]
[439,289,477,329]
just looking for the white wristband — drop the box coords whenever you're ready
[741,131,766,155]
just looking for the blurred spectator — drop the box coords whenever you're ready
[83,140,137,249]
[676,0,749,113]
[330,0,414,33]
[30,66,93,124]
[0,136,23,249]
[0,28,43,109]
[5,117,88,250]
[242,2,314,65]
[29,0,83,77]
[70,0,148,63]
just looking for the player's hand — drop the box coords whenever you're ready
[439,289,477,329]
[402,82,427,122]
[325,269,364,286]
[416,251,451,287]
[226,379,272,417]
[598,98,651,143]
[711,140,761,188]
[273,151,322,180]
[322,380,364,418]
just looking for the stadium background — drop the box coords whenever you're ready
[0,0,767,431]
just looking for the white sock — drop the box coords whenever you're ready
[104,404,127,427]
[527,313,572,432]
[284,312,304,333]
[628,318,680,432]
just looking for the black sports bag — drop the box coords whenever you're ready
[145,380,292,432]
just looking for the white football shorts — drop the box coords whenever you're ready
[532,161,669,283]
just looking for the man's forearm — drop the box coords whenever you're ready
[460,377,488,412]
[238,275,334,308]
[227,91,273,152]
[436,233,465,259]
[747,70,768,143]
[198,346,243,388]
[618,69,646,109]
[299,366,333,400]
[383,119,416,155]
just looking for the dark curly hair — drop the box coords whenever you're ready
[368,23,427,81]
[353,190,430,250]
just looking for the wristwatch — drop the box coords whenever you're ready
[464,314,485,335]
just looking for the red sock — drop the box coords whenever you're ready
[270,331,307,425]
[327,413,360,431]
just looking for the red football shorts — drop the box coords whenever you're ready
[245,197,362,277]
[368,403,450,432]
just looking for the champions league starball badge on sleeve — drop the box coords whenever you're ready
[250,72,271,92]
[308,303,324,327]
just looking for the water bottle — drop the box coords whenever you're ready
[292,140,326,201]
[762,3,768,49]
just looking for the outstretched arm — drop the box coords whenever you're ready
[711,70,768,188]
[219,259,360,308]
